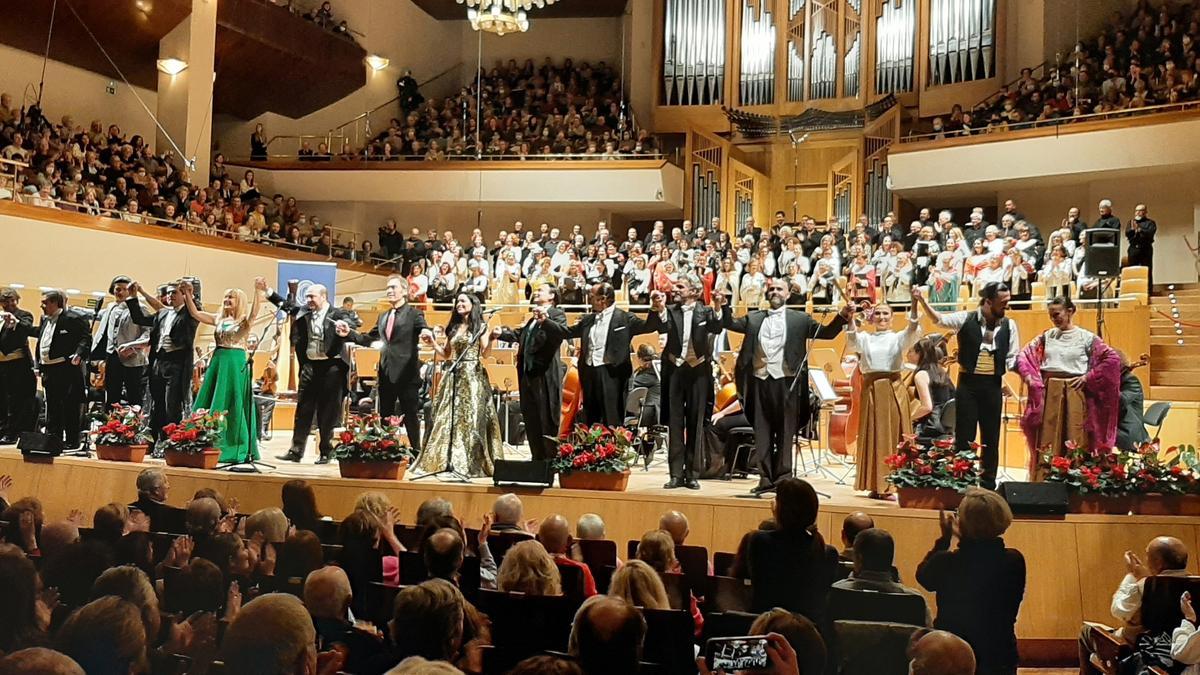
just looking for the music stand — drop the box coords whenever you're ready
[795,368,849,489]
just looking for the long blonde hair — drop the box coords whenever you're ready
[608,560,670,610]
[221,288,249,323]
[496,540,562,596]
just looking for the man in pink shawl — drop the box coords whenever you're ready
[1015,296,1122,479]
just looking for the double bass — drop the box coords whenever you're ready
[827,278,866,456]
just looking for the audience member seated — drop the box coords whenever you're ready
[303,565,385,674]
[245,507,289,545]
[749,609,828,675]
[54,596,147,675]
[635,528,703,637]
[424,527,466,584]
[907,630,977,675]
[747,478,839,622]
[39,518,82,560]
[658,510,691,547]
[0,647,84,675]
[222,593,339,675]
[1080,535,1191,672]
[508,655,585,675]
[491,493,535,538]
[917,488,1026,675]
[497,540,563,596]
[0,552,50,654]
[828,528,931,626]
[2,497,44,555]
[387,579,489,674]
[538,514,598,597]
[276,530,325,583]
[838,511,875,565]
[129,468,171,531]
[608,559,672,611]
[568,596,647,675]
[280,479,324,533]
[170,558,227,617]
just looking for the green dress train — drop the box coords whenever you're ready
[193,317,259,463]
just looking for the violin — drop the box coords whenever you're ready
[714,354,738,411]
[1123,352,1150,375]
[559,360,582,437]
[89,360,107,391]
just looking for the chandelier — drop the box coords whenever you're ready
[456,0,557,36]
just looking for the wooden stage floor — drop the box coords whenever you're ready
[3,436,1200,656]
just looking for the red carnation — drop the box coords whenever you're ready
[339,431,354,444]
[1051,456,1072,471]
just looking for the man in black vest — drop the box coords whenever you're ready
[269,283,356,464]
[914,283,1020,490]
[493,284,568,461]
[348,274,431,455]
[1126,203,1157,286]
[721,278,853,495]
[125,280,199,455]
[566,283,660,427]
[90,276,151,409]
[647,275,722,490]
[9,290,92,450]
[0,287,36,444]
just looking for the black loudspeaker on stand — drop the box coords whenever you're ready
[999,482,1069,516]
[493,459,554,487]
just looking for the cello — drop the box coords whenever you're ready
[559,355,582,438]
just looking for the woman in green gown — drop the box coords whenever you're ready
[180,277,264,463]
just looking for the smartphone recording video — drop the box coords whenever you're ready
[706,635,770,672]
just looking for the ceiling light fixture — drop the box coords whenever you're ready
[364,55,390,71]
[156,58,188,76]
[456,0,558,36]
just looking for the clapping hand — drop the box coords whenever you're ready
[334,320,351,337]
[911,286,924,302]
[1184,592,1198,624]
[938,509,959,542]
[532,305,548,323]
[253,276,268,293]
[420,329,435,345]
[127,281,141,296]
[478,512,494,548]
[649,290,667,313]
[1125,550,1150,580]
[0,474,12,501]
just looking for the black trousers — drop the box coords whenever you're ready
[667,361,712,481]
[1129,248,1153,287]
[42,361,85,448]
[519,362,564,461]
[377,375,424,455]
[148,354,188,445]
[955,372,1003,489]
[291,360,347,457]
[105,354,146,409]
[580,363,626,428]
[714,412,752,471]
[752,375,798,488]
[0,358,36,437]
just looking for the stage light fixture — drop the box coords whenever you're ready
[365,55,390,71]
[157,58,188,76]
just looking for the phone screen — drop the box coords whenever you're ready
[706,636,770,671]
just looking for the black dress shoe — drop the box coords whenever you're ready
[276,452,303,462]
[684,479,701,490]
[314,455,332,465]
[663,478,682,489]
[0,436,17,445]
[750,483,776,495]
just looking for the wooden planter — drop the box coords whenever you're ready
[96,444,148,463]
[559,469,631,492]
[895,487,964,511]
[338,460,409,480]
[1069,493,1135,515]
[165,448,220,470]
[1136,494,1200,516]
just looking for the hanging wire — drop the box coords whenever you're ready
[59,0,193,169]
[37,0,58,106]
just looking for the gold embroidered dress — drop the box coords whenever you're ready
[418,328,502,477]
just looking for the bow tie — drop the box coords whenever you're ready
[768,308,786,317]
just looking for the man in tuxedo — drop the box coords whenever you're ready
[125,280,199,455]
[566,283,660,427]
[0,287,36,443]
[721,279,852,495]
[647,276,721,490]
[7,290,91,449]
[270,283,355,464]
[493,284,568,460]
[349,274,431,455]
[91,276,150,409]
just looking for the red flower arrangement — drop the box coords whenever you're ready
[160,409,226,454]
[333,414,414,463]
[551,424,637,474]
[1045,441,1192,496]
[885,435,980,490]
[94,404,153,447]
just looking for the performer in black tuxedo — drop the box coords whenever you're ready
[722,278,852,495]
[270,283,355,464]
[1126,203,1157,286]
[492,284,568,460]
[90,276,150,409]
[0,287,36,443]
[566,283,658,427]
[125,280,199,454]
[9,290,92,449]
[349,274,431,454]
[647,276,721,490]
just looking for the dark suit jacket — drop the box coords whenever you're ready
[497,306,568,377]
[566,307,655,378]
[0,308,35,361]
[16,307,92,366]
[722,306,847,420]
[351,303,428,384]
[1117,371,1150,450]
[126,299,198,369]
[647,303,721,366]
[268,293,351,368]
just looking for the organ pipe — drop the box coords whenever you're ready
[664,0,726,105]
[875,0,915,94]
[740,0,776,106]
[928,0,994,86]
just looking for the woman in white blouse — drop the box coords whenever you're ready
[492,250,521,305]
[738,258,767,308]
[550,241,573,275]
[1040,244,1074,298]
[713,258,740,304]
[625,255,652,304]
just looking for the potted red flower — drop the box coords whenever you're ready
[1041,442,1133,514]
[1175,445,1200,516]
[885,435,977,510]
[1131,442,1196,515]
[333,414,415,480]
[93,404,153,462]
[552,424,637,491]
[161,409,225,470]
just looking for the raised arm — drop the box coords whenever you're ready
[246,278,265,329]
[130,281,165,313]
[179,280,216,326]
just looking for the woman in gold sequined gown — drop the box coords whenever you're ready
[418,292,502,477]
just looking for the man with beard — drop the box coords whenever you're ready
[720,279,853,496]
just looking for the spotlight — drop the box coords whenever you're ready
[157,58,188,76]
[364,55,390,71]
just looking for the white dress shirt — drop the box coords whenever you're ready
[158,307,181,352]
[40,308,65,365]
[848,317,922,373]
[753,308,787,380]
[933,309,1021,372]
[658,302,705,366]
[307,304,330,360]
[587,306,615,367]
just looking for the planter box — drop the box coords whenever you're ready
[1136,494,1200,516]
[165,448,220,470]
[338,460,409,480]
[895,487,964,510]
[559,469,631,492]
[95,444,148,463]
[1069,493,1134,515]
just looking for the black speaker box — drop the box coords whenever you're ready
[493,459,554,487]
[1084,228,1121,277]
[999,481,1069,515]
[18,431,60,458]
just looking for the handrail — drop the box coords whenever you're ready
[972,60,1049,111]
[238,151,668,162]
[899,99,1200,145]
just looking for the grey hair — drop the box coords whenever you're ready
[1099,198,1113,208]
[576,513,606,539]
[135,468,166,495]
[493,493,524,525]
[938,209,952,220]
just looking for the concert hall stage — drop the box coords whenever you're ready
[4,438,1200,662]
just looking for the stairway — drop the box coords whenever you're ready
[1150,283,1200,402]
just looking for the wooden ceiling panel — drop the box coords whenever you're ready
[410,0,628,20]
